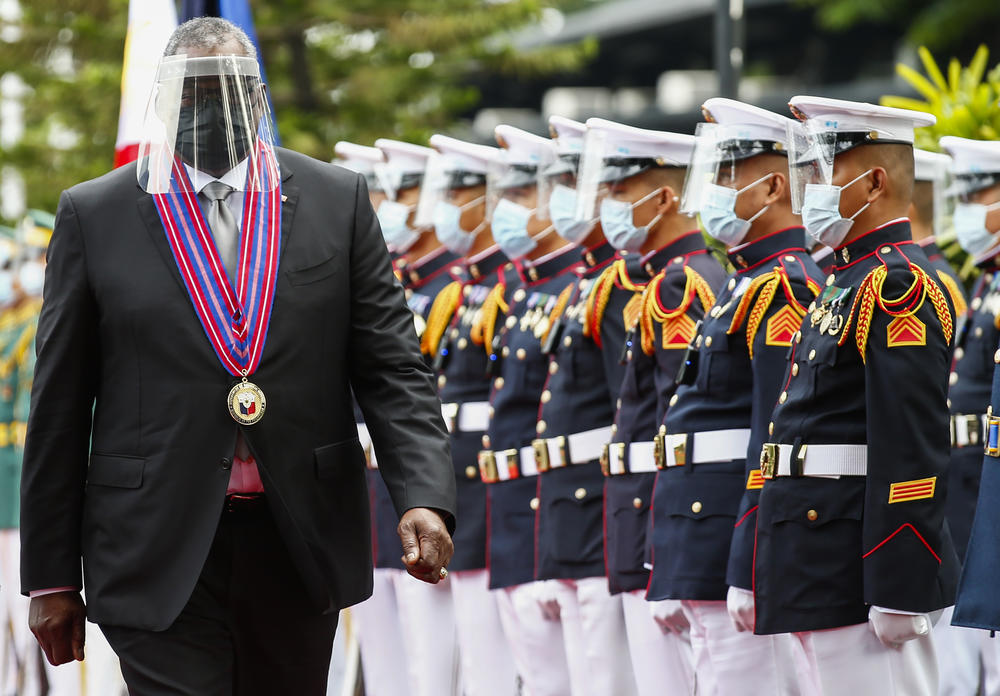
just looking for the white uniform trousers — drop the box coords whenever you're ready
[351,568,410,696]
[681,599,803,696]
[621,590,694,696]
[0,530,126,696]
[450,569,518,696]
[495,582,571,696]
[793,621,938,695]
[979,632,1000,695]
[546,577,638,696]
[392,569,462,696]
[933,605,983,695]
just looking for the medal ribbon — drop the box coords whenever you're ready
[151,144,281,377]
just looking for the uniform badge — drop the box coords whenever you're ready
[746,469,765,490]
[886,315,926,348]
[765,305,803,347]
[662,314,697,349]
[887,476,936,504]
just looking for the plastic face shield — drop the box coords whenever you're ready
[137,55,279,193]
[486,150,543,223]
[415,152,487,227]
[915,157,952,237]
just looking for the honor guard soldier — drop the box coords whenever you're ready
[584,118,726,695]
[420,133,520,696]
[369,139,461,696]
[756,96,958,696]
[931,137,1000,696]
[643,99,822,695]
[911,149,966,313]
[332,140,411,696]
[480,124,581,696]
[947,137,1000,680]
[526,115,673,696]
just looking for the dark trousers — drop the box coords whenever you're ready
[101,497,338,696]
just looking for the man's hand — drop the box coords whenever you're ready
[649,599,690,635]
[398,507,454,584]
[29,591,86,665]
[726,585,756,633]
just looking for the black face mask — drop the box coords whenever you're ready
[174,98,254,174]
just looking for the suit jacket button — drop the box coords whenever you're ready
[220,457,233,470]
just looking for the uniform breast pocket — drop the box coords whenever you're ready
[286,253,339,287]
[702,344,732,395]
[806,337,840,391]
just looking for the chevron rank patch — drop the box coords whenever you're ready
[888,476,937,504]
[662,313,697,350]
[765,305,803,347]
[746,469,765,490]
[886,315,926,348]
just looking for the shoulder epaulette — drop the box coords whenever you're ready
[471,282,509,354]
[728,265,821,359]
[838,261,953,363]
[934,270,967,318]
[420,280,463,358]
[638,265,716,355]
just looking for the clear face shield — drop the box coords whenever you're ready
[137,55,279,193]
[914,155,952,239]
[948,171,1000,257]
[540,152,595,244]
[486,150,552,260]
[415,152,488,255]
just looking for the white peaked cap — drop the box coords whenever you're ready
[788,95,935,143]
[333,141,384,174]
[429,134,499,174]
[913,148,952,182]
[494,124,552,166]
[374,138,436,174]
[701,97,795,148]
[584,117,696,166]
[549,115,587,156]
[939,136,1000,176]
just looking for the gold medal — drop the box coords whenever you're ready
[228,378,266,425]
[819,312,833,335]
[811,306,827,327]
[827,314,844,336]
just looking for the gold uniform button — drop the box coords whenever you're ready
[633,497,643,509]
[564,335,573,347]
[880,246,892,254]
[691,501,703,514]
[450,327,460,339]
[659,424,667,436]
[502,346,511,357]
[994,349,1000,364]
[779,391,787,404]
[710,306,721,318]
[505,316,517,329]
[705,336,713,347]
[549,362,559,375]
[808,301,816,313]
[465,466,478,479]
[626,350,633,361]
[807,509,818,521]
[482,435,491,448]
[728,278,736,291]
[795,332,802,344]
[955,347,965,361]
[808,349,816,361]
[617,398,623,410]
[784,255,796,262]
[494,377,505,390]
[513,288,527,302]
[825,274,835,286]
[791,363,799,377]
[438,375,447,388]
[574,487,587,500]
[669,394,679,407]
[673,256,684,265]
[972,297,983,311]
[457,306,467,317]
[488,406,495,418]
[530,497,540,511]
[460,281,471,295]
[975,327,984,338]
[949,372,958,386]
[457,338,469,350]
[537,420,547,434]
[541,390,552,404]
[610,424,617,435]
[768,422,774,435]
[516,348,527,360]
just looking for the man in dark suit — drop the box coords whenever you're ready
[20,17,455,695]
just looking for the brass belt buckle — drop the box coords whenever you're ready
[501,448,521,479]
[600,444,610,477]
[478,450,498,483]
[555,435,569,468]
[610,442,627,475]
[533,439,551,472]
[985,409,1000,457]
[966,414,982,447]
[654,427,666,469]
[442,403,459,433]
[760,443,777,480]
[672,434,686,468]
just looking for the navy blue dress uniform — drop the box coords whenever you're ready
[604,231,725,595]
[913,149,967,318]
[755,97,957,696]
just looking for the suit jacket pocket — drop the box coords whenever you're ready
[88,453,145,488]
[287,254,338,286]
[314,438,366,480]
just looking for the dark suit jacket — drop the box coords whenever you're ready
[19,148,456,631]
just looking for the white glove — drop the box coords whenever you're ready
[649,599,690,635]
[868,606,931,648]
[727,585,755,633]
[534,580,562,622]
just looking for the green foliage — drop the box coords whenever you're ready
[0,0,596,221]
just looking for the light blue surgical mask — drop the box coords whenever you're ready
[599,188,663,253]
[17,262,44,296]
[376,200,421,253]
[548,184,594,245]
[0,272,12,304]
[699,173,773,247]
[492,198,538,260]
[801,168,872,248]
[433,196,486,255]
[953,201,1000,257]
